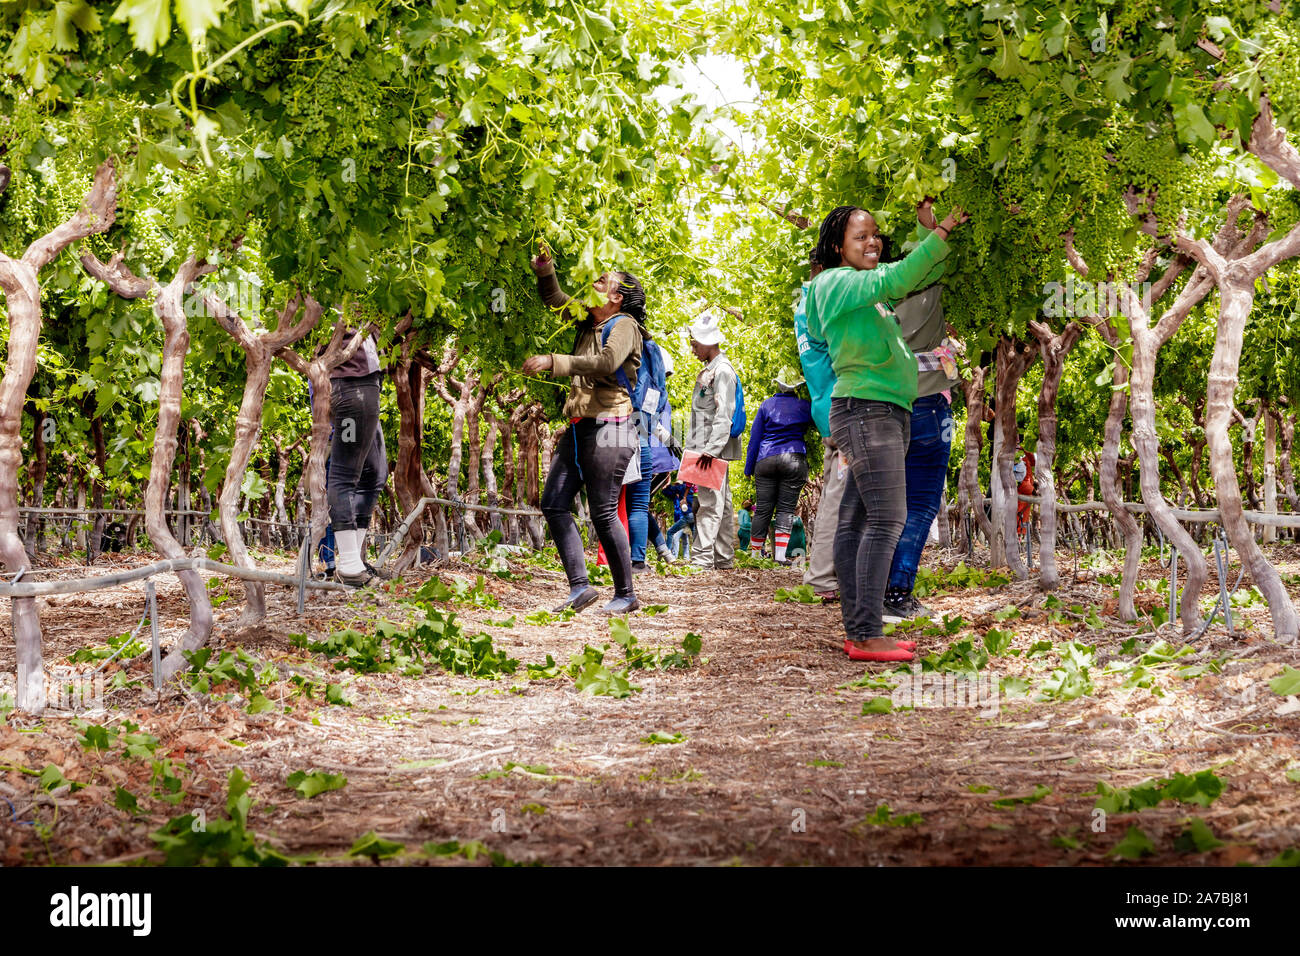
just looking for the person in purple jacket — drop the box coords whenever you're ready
[744,367,813,564]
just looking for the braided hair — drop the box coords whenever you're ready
[615,270,646,323]
[811,205,862,270]
[879,233,895,263]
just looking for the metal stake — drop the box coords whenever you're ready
[1211,528,1232,639]
[1215,529,1233,637]
[148,580,161,692]
[296,538,310,615]
[1168,547,1178,624]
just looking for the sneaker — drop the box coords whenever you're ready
[632,561,649,575]
[900,594,932,618]
[334,569,379,588]
[814,590,839,603]
[601,595,640,614]
[883,594,931,620]
[363,560,394,581]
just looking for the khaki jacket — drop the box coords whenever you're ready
[550,315,641,420]
[687,353,742,460]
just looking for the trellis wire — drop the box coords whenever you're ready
[0,556,352,599]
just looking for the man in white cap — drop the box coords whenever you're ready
[685,312,743,570]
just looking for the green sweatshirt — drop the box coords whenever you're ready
[804,231,950,411]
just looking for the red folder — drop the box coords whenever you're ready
[678,451,727,491]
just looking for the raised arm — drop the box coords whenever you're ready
[530,251,576,312]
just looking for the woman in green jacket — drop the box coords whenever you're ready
[804,204,968,662]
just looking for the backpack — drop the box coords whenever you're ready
[729,373,746,439]
[599,313,669,437]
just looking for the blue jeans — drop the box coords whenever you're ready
[830,397,909,640]
[627,441,655,563]
[648,513,667,549]
[667,515,694,558]
[888,393,953,593]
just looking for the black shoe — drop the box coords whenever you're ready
[632,561,649,575]
[555,586,600,614]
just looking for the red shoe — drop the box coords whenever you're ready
[844,639,914,662]
[894,640,917,651]
[815,590,839,603]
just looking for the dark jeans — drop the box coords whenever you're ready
[328,376,387,532]
[626,441,655,562]
[751,452,808,545]
[541,418,636,596]
[888,394,953,593]
[830,397,910,640]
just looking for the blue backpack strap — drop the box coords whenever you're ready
[598,313,634,395]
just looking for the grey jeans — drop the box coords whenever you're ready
[829,397,910,640]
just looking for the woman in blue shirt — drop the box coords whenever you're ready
[744,368,813,564]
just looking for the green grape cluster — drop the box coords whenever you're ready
[1259,18,1300,125]
[1,172,43,237]
[1114,129,1194,233]
[281,59,387,163]
[122,206,171,269]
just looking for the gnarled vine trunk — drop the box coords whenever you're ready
[0,160,117,713]
[391,327,429,573]
[955,365,993,553]
[1167,97,1300,641]
[992,338,1036,580]
[1028,320,1082,590]
[1097,334,1141,621]
[1203,283,1298,641]
[209,291,322,625]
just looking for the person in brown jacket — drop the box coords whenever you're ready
[521,251,645,614]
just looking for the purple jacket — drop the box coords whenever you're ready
[744,393,812,476]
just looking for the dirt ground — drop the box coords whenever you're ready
[1,541,1298,866]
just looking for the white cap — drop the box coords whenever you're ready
[688,312,724,346]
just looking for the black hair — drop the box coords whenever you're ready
[879,233,896,263]
[811,205,862,269]
[615,269,646,322]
